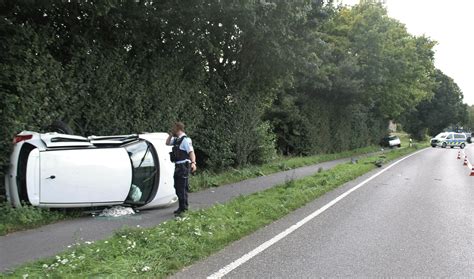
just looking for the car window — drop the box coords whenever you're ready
[454,134,464,139]
[125,141,158,204]
[446,134,453,139]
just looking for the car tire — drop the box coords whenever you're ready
[442,142,447,148]
[431,145,436,148]
[460,143,465,149]
[48,120,74,135]
[397,144,401,148]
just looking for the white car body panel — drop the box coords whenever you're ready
[26,149,40,205]
[388,138,401,147]
[6,131,177,210]
[39,148,132,205]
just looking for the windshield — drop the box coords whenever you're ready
[435,133,447,139]
[125,141,158,205]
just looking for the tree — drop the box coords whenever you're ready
[466,105,474,131]
[401,69,468,138]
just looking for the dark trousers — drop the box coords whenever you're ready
[174,163,190,210]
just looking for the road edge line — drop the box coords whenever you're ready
[207,148,427,279]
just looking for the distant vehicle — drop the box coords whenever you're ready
[5,131,177,209]
[379,135,401,148]
[430,132,466,149]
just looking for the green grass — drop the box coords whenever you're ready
[0,145,379,236]
[189,131,422,192]
[0,133,421,236]
[190,145,381,191]
[2,145,424,278]
[0,203,82,236]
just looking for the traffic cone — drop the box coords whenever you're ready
[463,156,468,166]
[457,151,461,159]
[470,167,474,176]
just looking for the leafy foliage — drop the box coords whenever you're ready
[0,1,467,194]
[401,69,468,138]
[466,105,474,131]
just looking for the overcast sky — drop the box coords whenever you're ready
[341,0,474,105]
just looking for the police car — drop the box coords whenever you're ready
[430,132,467,149]
[5,131,177,209]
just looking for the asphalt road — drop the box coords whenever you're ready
[174,146,474,278]
[0,152,374,272]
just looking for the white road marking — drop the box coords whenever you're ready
[207,148,427,279]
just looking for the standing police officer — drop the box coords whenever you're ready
[166,122,197,215]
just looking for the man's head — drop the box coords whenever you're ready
[171,122,185,136]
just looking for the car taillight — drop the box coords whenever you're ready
[13,134,33,144]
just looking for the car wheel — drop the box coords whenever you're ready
[460,143,465,149]
[442,142,447,148]
[397,144,401,148]
[431,145,436,148]
[48,120,74,135]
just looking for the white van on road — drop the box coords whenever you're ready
[430,132,467,149]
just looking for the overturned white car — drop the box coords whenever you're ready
[5,131,177,209]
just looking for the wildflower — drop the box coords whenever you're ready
[22,274,28,279]
[136,225,140,228]
[141,266,151,272]
[126,240,136,249]
[104,241,109,244]
[84,241,93,245]
[42,264,48,269]
[60,259,69,265]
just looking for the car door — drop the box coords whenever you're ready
[454,133,465,145]
[39,148,132,206]
[446,133,453,145]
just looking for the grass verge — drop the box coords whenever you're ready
[0,145,381,236]
[2,145,425,278]
[0,203,82,236]
[190,145,381,191]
